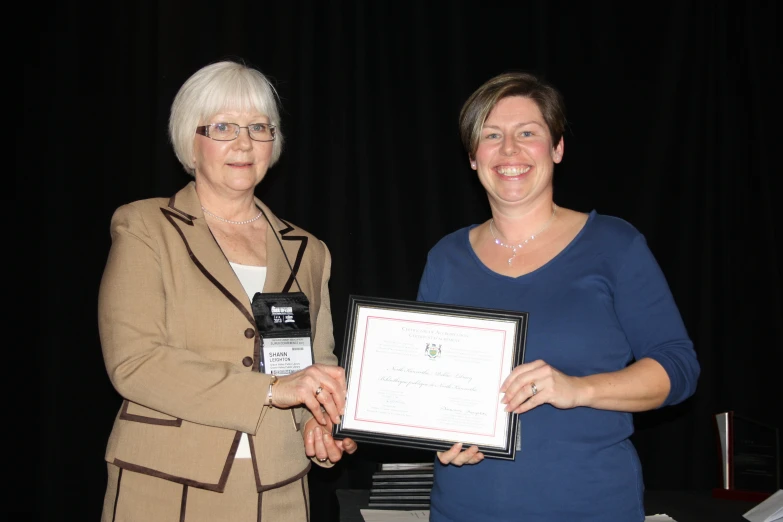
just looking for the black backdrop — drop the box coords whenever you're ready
[31,1,781,520]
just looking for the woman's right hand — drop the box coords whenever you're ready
[269,363,346,425]
[436,442,484,467]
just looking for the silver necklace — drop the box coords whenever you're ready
[201,206,264,225]
[489,205,558,266]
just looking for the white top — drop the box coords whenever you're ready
[229,262,267,459]
[230,262,267,301]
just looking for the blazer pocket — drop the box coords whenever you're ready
[119,400,183,427]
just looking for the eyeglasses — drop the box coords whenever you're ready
[195,122,277,142]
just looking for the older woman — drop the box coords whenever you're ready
[99,60,355,522]
[417,72,700,521]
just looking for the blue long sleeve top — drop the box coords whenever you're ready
[417,211,700,522]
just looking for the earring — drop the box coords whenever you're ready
[471,162,476,169]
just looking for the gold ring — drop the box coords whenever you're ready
[531,382,538,396]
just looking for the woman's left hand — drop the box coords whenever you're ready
[500,359,584,413]
[303,417,357,464]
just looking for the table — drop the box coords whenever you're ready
[337,489,760,521]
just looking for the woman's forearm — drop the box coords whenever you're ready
[578,358,671,412]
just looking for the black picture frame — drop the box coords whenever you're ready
[333,295,528,460]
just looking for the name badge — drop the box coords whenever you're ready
[252,292,314,376]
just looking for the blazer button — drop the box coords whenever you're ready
[244,328,255,338]
[242,356,254,367]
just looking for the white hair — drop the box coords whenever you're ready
[169,61,284,175]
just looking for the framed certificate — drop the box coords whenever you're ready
[333,295,528,460]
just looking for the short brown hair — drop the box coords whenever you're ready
[459,72,566,159]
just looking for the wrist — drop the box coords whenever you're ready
[576,376,595,408]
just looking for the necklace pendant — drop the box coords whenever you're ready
[488,208,557,269]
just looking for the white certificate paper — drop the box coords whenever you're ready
[335,296,527,459]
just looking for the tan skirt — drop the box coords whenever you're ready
[101,459,309,522]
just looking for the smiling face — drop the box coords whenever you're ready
[472,96,564,209]
[193,110,274,196]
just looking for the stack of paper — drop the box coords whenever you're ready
[368,462,433,510]
[360,512,679,521]
[361,511,429,521]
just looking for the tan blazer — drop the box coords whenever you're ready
[98,181,337,494]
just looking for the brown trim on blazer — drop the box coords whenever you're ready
[248,429,312,492]
[301,478,310,522]
[179,485,188,522]
[250,435,262,487]
[277,218,308,293]
[112,431,242,492]
[258,463,311,492]
[247,433,311,492]
[110,459,227,492]
[165,196,197,222]
[227,430,242,461]
[159,205,195,227]
[119,400,183,427]
[111,468,123,522]
[255,475,310,522]
[160,207,257,328]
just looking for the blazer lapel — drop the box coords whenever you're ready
[163,182,255,326]
[258,201,307,294]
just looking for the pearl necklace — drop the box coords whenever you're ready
[201,206,264,225]
[489,205,558,266]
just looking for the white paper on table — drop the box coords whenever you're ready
[743,490,783,522]
[359,510,677,521]
[360,509,430,521]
